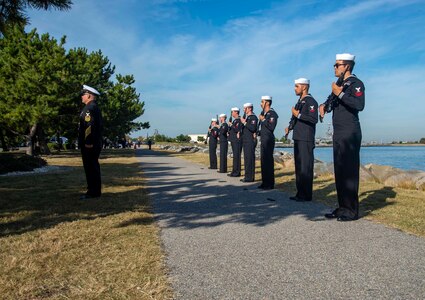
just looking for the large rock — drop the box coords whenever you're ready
[360,165,376,182]
[314,162,334,177]
[363,164,399,183]
[384,171,425,190]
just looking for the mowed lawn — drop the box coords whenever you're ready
[171,150,425,237]
[0,149,172,299]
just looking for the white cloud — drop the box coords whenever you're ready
[27,0,425,141]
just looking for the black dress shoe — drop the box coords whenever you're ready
[257,184,264,189]
[337,216,358,222]
[324,212,338,219]
[231,173,241,177]
[79,194,100,200]
[227,173,233,176]
[289,196,298,201]
[240,179,254,183]
[208,167,217,169]
[217,171,226,173]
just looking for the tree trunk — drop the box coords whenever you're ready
[37,124,51,155]
[0,127,8,152]
[26,124,38,156]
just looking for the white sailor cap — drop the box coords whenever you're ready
[336,53,355,61]
[231,107,240,112]
[82,84,100,95]
[219,113,227,118]
[261,95,272,101]
[211,118,217,122]
[294,78,310,85]
[243,102,253,108]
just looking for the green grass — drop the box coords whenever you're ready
[0,149,172,299]
[171,150,425,237]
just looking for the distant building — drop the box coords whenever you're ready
[188,134,207,143]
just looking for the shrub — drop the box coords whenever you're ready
[0,153,47,174]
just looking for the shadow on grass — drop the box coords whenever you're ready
[0,149,165,237]
[1,148,398,237]
[305,174,397,218]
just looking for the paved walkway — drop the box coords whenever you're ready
[137,149,425,299]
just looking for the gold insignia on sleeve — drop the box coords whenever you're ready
[85,126,91,139]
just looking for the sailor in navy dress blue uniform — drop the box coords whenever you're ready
[285,78,318,202]
[228,107,243,177]
[78,85,103,200]
[320,53,365,221]
[207,118,219,169]
[218,113,229,173]
[240,103,258,183]
[258,95,278,190]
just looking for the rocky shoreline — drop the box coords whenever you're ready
[158,144,425,191]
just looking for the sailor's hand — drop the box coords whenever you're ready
[332,82,343,96]
[319,104,325,118]
[291,106,299,118]
[285,127,289,135]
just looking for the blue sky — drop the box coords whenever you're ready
[27,0,425,142]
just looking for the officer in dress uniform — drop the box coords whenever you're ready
[207,118,219,169]
[258,96,278,190]
[285,78,318,202]
[218,113,229,173]
[320,53,365,221]
[240,103,258,183]
[78,85,103,199]
[228,107,243,177]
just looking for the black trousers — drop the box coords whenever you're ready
[243,140,256,181]
[219,141,228,172]
[333,132,362,219]
[209,139,218,169]
[81,147,101,196]
[231,140,242,175]
[260,136,275,188]
[294,140,315,200]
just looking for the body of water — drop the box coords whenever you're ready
[276,146,425,172]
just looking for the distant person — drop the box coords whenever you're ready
[320,53,365,221]
[218,113,229,173]
[285,78,318,202]
[207,118,219,169]
[240,103,258,183]
[258,95,278,190]
[78,85,103,200]
[228,107,243,177]
[147,139,152,150]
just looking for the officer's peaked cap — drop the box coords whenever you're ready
[82,84,100,95]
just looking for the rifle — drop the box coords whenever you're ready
[320,74,344,122]
[242,112,246,119]
[229,112,233,123]
[285,99,303,139]
[216,114,220,125]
